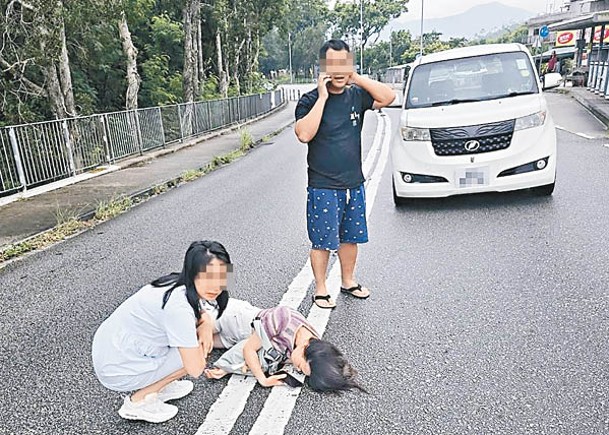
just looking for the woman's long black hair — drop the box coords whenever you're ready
[305,339,367,394]
[151,241,231,320]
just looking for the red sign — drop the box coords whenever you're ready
[594,26,609,43]
[556,31,575,46]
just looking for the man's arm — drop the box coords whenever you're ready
[294,74,331,143]
[350,72,395,109]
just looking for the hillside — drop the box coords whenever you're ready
[379,2,536,40]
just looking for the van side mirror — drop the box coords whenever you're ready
[402,65,411,94]
[403,65,411,82]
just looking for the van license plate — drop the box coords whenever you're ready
[456,166,489,188]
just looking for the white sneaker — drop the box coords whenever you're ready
[118,393,178,423]
[157,380,194,402]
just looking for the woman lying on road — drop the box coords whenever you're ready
[92,240,231,423]
[206,297,365,393]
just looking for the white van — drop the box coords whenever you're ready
[391,43,556,205]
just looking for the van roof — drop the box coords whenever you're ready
[416,43,530,66]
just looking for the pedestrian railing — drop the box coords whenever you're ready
[0,90,284,197]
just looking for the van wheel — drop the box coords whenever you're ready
[392,180,409,206]
[532,182,555,196]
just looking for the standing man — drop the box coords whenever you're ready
[547,50,558,73]
[294,39,394,309]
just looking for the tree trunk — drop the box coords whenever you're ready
[254,28,261,75]
[118,11,140,110]
[58,14,76,117]
[42,63,69,119]
[245,28,252,93]
[39,32,71,119]
[233,39,245,96]
[197,13,205,84]
[183,0,195,103]
[247,27,262,93]
[191,0,200,99]
[216,29,228,98]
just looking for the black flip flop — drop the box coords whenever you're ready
[340,284,370,299]
[312,294,336,309]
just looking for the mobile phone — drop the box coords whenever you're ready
[274,370,304,388]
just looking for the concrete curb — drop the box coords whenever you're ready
[0,113,295,268]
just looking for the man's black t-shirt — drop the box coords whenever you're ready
[295,85,375,189]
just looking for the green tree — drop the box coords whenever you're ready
[260,0,331,79]
[401,30,450,62]
[1,0,294,125]
[364,29,413,77]
[333,0,409,67]
[448,37,468,49]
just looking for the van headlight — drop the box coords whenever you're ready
[400,126,431,141]
[514,111,546,131]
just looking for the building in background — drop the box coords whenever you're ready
[526,0,609,45]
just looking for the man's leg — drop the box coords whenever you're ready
[307,186,340,308]
[311,248,331,294]
[337,243,358,289]
[311,248,334,308]
[337,184,370,299]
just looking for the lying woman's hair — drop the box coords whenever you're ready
[151,240,231,319]
[305,338,366,393]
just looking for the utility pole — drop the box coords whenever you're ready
[389,28,393,67]
[288,32,293,84]
[420,0,424,56]
[360,0,364,72]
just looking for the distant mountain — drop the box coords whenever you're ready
[378,2,536,41]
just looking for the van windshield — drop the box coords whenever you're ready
[406,51,539,109]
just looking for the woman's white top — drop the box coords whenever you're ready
[92,284,199,377]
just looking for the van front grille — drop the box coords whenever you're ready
[430,120,515,156]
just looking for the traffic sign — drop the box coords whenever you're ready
[540,25,550,38]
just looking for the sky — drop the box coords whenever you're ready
[403,0,562,19]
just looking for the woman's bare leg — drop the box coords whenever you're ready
[204,367,228,379]
[131,368,187,402]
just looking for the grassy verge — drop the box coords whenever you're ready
[0,218,93,263]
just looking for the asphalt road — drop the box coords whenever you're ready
[1,91,608,435]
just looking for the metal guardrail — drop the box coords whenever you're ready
[0,90,284,197]
[284,88,305,101]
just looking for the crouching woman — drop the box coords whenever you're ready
[91,241,231,423]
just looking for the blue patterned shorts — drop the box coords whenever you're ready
[306,184,368,251]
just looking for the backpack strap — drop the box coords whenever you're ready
[252,318,274,353]
[252,318,285,374]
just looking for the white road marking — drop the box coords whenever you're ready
[195,111,391,435]
[195,376,256,435]
[248,114,393,435]
[555,125,597,140]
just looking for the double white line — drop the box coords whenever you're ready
[196,111,394,435]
